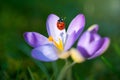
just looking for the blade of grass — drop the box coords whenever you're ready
[27,67,35,80]
[113,43,120,57]
[101,56,113,70]
[51,62,58,79]
[101,56,120,78]
[34,60,50,79]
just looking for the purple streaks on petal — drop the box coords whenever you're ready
[77,46,90,58]
[24,32,49,47]
[88,37,110,59]
[67,14,85,34]
[86,38,105,55]
[64,28,84,51]
[77,29,110,59]
[90,33,101,42]
[32,44,59,62]
[77,31,101,48]
[64,14,85,50]
[77,33,103,57]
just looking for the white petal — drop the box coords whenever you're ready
[46,14,66,43]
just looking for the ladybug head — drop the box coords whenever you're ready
[58,18,64,22]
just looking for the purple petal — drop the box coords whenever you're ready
[46,14,66,42]
[65,14,85,50]
[31,44,59,62]
[88,37,110,59]
[77,31,103,57]
[77,31,91,48]
[77,38,105,58]
[64,28,84,51]
[67,14,85,35]
[77,31,101,47]
[24,32,49,47]
[64,31,76,51]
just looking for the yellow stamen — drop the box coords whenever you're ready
[48,36,53,41]
[58,38,64,51]
[48,36,64,51]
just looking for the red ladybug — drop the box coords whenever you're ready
[57,18,65,30]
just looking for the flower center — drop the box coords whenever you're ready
[48,36,64,51]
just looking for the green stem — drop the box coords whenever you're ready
[66,67,72,80]
[57,62,75,80]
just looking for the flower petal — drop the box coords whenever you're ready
[64,14,85,50]
[87,24,99,33]
[88,37,110,59]
[86,38,105,55]
[64,28,84,51]
[77,31,103,57]
[24,32,49,47]
[87,24,101,42]
[64,31,76,51]
[67,14,85,35]
[31,44,59,62]
[77,31,101,48]
[46,14,66,43]
[77,31,91,48]
[77,37,108,59]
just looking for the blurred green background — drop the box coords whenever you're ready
[0,0,120,80]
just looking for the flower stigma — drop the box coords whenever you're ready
[48,36,64,51]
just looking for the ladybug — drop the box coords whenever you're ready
[57,18,65,30]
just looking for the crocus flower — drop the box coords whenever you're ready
[70,24,110,63]
[24,14,85,62]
